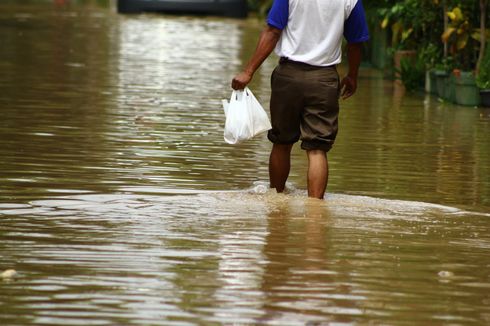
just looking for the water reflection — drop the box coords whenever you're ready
[259,199,354,324]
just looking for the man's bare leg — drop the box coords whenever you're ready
[307,150,328,199]
[269,143,293,193]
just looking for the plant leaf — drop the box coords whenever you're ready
[457,33,469,50]
[453,7,463,21]
[447,11,456,21]
[391,21,403,45]
[442,27,456,43]
[473,28,490,41]
[401,28,413,41]
[381,17,389,29]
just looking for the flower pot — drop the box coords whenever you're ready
[428,70,438,94]
[443,74,456,103]
[454,72,480,106]
[480,89,490,107]
[435,70,448,99]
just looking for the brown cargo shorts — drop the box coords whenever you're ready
[267,58,340,152]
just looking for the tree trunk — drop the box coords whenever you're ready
[477,0,487,74]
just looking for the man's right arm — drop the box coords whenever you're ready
[231,26,282,90]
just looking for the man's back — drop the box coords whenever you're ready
[268,0,368,66]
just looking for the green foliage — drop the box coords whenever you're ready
[247,0,273,16]
[246,0,260,12]
[378,0,442,50]
[442,4,481,70]
[419,43,442,69]
[477,46,490,89]
[434,56,456,71]
[365,1,485,73]
[396,56,425,92]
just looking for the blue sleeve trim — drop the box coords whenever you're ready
[344,0,370,43]
[266,0,289,30]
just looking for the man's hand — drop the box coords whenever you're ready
[230,26,281,90]
[231,71,253,90]
[341,42,362,100]
[339,75,357,99]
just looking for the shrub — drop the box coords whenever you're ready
[477,46,490,89]
[396,56,425,92]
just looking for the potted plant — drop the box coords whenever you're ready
[476,0,490,107]
[442,5,482,105]
[477,46,490,107]
[379,0,439,84]
[454,69,480,106]
[444,70,457,103]
[397,55,425,92]
[380,2,415,83]
[433,57,454,101]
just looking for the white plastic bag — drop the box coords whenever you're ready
[222,87,272,144]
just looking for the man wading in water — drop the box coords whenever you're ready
[231,0,369,199]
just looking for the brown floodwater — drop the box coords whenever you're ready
[1,1,490,325]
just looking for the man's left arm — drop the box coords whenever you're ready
[341,0,369,99]
[341,42,362,99]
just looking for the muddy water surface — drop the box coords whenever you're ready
[1,2,490,325]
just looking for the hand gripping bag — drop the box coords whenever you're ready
[222,87,271,144]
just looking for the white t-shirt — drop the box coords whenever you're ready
[267,0,370,67]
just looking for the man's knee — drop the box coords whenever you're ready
[272,143,294,153]
[306,149,327,158]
